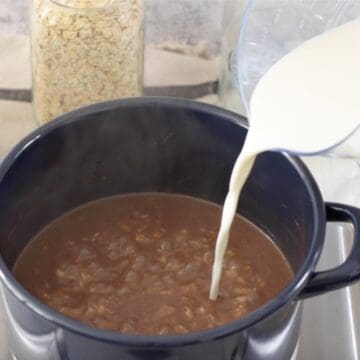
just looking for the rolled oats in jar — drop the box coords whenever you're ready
[31,0,144,124]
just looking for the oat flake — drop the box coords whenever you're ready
[31,0,144,124]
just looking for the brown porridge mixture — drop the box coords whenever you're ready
[13,193,293,335]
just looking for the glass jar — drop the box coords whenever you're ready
[31,0,145,125]
[218,0,246,116]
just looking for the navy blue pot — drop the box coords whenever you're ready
[0,97,359,360]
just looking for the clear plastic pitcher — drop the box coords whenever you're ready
[233,0,360,159]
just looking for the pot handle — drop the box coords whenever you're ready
[299,202,360,299]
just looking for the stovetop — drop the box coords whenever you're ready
[0,223,359,360]
[297,223,360,359]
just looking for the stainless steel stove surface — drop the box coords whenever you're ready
[297,223,360,359]
[0,223,359,360]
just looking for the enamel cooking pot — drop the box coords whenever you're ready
[0,98,359,360]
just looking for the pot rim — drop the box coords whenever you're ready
[0,97,325,347]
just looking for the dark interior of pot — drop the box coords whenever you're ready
[0,100,317,276]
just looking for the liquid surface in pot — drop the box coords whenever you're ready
[13,193,292,335]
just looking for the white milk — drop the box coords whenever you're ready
[210,19,360,300]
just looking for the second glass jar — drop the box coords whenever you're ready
[31,0,145,124]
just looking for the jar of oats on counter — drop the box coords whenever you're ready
[31,0,144,124]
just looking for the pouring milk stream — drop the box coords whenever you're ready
[210,19,360,300]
